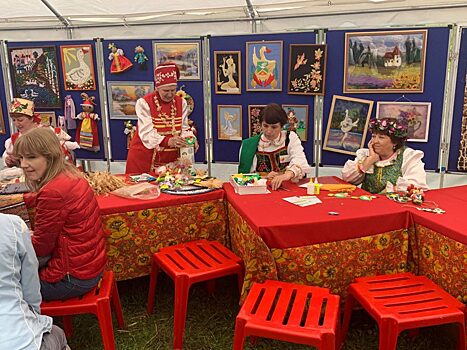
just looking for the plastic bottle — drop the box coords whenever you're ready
[313,177,321,195]
[307,178,315,195]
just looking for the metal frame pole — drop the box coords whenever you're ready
[202,35,213,176]
[313,29,326,179]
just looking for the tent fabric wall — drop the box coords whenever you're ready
[321,27,450,171]
[210,31,316,164]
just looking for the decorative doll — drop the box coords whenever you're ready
[64,95,76,130]
[108,43,133,74]
[74,93,100,152]
[179,121,197,165]
[134,45,148,70]
[124,120,136,149]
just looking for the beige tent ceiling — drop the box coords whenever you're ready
[1,0,466,30]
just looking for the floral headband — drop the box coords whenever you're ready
[369,118,408,139]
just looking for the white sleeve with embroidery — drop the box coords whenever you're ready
[341,148,369,185]
[135,98,166,150]
[2,138,12,166]
[397,148,429,191]
[286,131,311,181]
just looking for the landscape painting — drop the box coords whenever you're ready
[344,30,427,93]
[107,81,154,119]
[217,105,242,141]
[153,41,201,80]
[376,101,431,142]
[9,46,61,108]
[323,95,373,156]
[282,104,309,141]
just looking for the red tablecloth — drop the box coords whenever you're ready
[98,189,224,215]
[225,176,411,249]
[407,185,467,245]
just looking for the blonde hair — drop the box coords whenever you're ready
[13,128,81,191]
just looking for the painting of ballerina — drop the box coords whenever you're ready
[60,44,96,91]
[246,41,283,92]
[376,101,431,142]
[153,41,201,80]
[9,46,61,108]
[288,44,327,95]
[344,30,427,93]
[217,105,242,141]
[323,95,373,156]
[214,51,241,94]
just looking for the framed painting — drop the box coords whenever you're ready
[282,104,309,141]
[60,44,96,91]
[153,41,201,80]
[288,44,327,95]
[217,105,242,141]
[246,41,283,92]
[37,111,56,127]
[248,105,266,137]
[107,81,154,120]
[8,46,61,108]
[323,95,374,156]
[344,29,428,93]
[214,51,241,94]
[376,101,431,142]
[0,102,5,135]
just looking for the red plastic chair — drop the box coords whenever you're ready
[233,280,340,350]
[146,239,244,350]
[41,271,125,350]
[341,272,466,350]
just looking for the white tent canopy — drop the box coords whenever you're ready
[1,0,467,40]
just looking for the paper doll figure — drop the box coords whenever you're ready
[74,93,100,152]
[124,120,136,149]
[340,109,358,146]
[134,45,148,70]
[64,95,76,130]
[108,43,133,74]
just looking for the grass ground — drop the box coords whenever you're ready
[67,275,458,349]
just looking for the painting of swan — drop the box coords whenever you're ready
[60,44,96,90]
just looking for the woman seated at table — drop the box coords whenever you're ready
[14,128,107,301]
[342,117,428,194]
[2,98,40,167]
[238,103,311,190]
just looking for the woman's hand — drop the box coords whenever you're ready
[360,139,380,172]
[269,170,294,190]
[266,171,279,180]
[168,136,188,148]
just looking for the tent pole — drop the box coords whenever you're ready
[39,0,73,39]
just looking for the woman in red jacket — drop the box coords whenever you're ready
[14,127,107,300]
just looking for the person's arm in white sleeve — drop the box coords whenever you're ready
[2,138,12,166]
[136,98,166,150]
[397,148,429,192]
[342,149,370,185]
[286,131,311,181]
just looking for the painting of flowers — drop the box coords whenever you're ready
[248,105,266,137]
[323,95,373,156]
[288,44,327,95]
[344,30,427,93]
[246,41,283,92]
[60,44,96,91]
[282,105,309,141]
[8,46,61,108]
[376,101,431,142]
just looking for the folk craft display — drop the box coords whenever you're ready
[246,41,283,91]
[176,86,194,117]
[288,44,327,95]
[64,95,77,130]
[60,44,96,90]
[457,76,467,171]
[124,120,136,149]
[217,105,242,141]
[108,43,133,74]
[282,104,308,141]
[107,81,154,119]
[8,46,61,108]
[74,93,100,152]
[37,111,56,127]
[214,51,241,94]
[133,45,148,70]
[323,95,373,156]
[344,30,428,93]
[248,105,266,137]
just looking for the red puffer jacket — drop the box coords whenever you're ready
[25,172,107,283]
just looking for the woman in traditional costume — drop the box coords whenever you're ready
[125,62,196,174]
[342,117,428,193]
[13,128,106,301]
[238,103,311,190]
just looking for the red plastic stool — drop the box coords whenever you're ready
[233,280,340,350]
[146,239,244,349]
[41,271,125,350]
[341,272,466,350]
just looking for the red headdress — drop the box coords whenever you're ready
[154,62,180,88]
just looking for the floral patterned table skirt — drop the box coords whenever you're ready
[228,203,409,302]
[103,198,228,280]
[0,194,31,227]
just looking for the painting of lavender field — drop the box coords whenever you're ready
[323,95,373,156]
[344,30,427,93]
